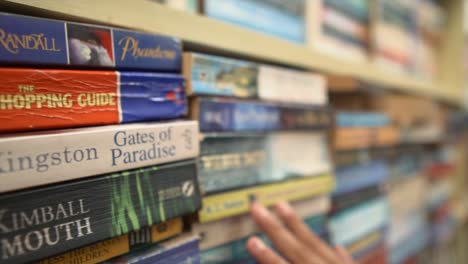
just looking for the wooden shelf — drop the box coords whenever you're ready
[1,0,463,105]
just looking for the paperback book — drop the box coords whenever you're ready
[0,160,201,263]
[199,173,335,222]
[0,120,198,192]
[40,218,183,264]
[199,132,330,193]
[105,234,201,264]
[0,12,181,70]
[0,68,186,132]
[192,97,330,132]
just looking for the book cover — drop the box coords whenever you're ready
[0,68,186,132]
[39,218,183,264]
[0,12,181,71]
[199,173,335,222]
[192,97,331,132]
[0,120,199,192]
[0,160,201,263]
[183,52,258,98]
[105,234,201,264]
[193,196,330,250]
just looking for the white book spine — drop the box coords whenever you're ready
[258,65,327,105]
[0,121,199,192]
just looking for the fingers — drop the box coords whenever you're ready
[275,201,341,264]
[247,237,289,264]
[335,246,355,264]
[251,202,326,264]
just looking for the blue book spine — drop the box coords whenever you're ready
[196,98,330,132]
[0,12,181,71]
[334,160,390,195]
[336,112,391,127]
[204,0,305,43]
[324,0,369,23]
[105,236,201,264]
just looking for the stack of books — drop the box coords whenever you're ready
[0,12,202,263]
[372,0,417,73]
[329,112,394,263]
[414,0,445,79]
[426,146,457,247]
[387,147,430,264]
[310,0,370,61]
[184,52,334,262]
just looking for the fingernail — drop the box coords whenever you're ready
[251,237,266,253]
[276,201,293,216]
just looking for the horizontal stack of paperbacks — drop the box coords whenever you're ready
[329,111,398,264]
[311,0,370,62]
[372,0,445,78]
[0,12,202,264]
[387,147,430,264]
[425,146,458,251]
[168,0,447,80]
[184,47,334,262]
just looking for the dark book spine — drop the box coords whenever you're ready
[0,12,181,71]
[194,97,331,132]
[0,160,201,263]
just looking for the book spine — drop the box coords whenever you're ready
[323,0,369,23]
[0,160,201,263]
[193,196,330,250]
[334,160,389,195]
[332,185,383,213]
[328,197,390,246]
[199,174,335,222]
[105,235,201,264]
[39,218,183,264]
[199,132,330,194]
[346,229,385,259]
[336,112,391,128]
[322,23,367,48]
[183,53,258,98]
[0,68,186,132]
[258,65,327,105]
[321,6,368,42]
[199,135,269,193]
[0,120,199,192]
[201,214,327,264]
[0,12,181,71]
[194,98,331,132]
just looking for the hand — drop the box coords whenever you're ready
[247,201,356,264]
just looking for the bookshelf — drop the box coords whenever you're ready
[1,0,464,105]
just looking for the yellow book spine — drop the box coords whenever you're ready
[199,174,335,223]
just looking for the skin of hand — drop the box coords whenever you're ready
[247,201,356,264]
